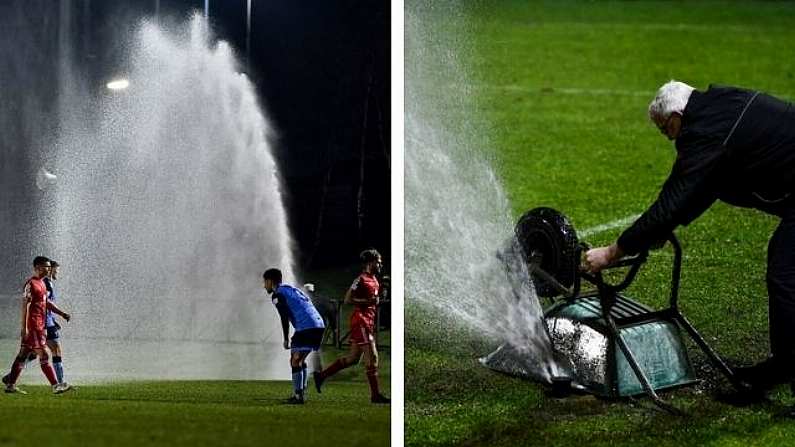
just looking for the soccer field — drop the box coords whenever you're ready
[407,2,795,446]
[0,348,390,447]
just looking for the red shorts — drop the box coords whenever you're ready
[350,312,375,346]
[21,327,47,350]
[350,322,374,345]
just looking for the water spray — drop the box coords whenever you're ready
[35,168,58,191]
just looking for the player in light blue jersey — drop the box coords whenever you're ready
[263,268,325,404]
[43,260,69,389]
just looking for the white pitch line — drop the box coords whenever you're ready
[579,214,641,238]
[500,85,653,97]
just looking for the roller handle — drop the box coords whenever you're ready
[604,253,647,269]
[577,242,648,272]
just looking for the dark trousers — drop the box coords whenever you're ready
[767,208,795,371]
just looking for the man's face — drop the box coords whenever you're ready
[35,263,51,278]
[371,256,383,275]
[655,112,681,141]
[50,266,59,280]
[263,279,275,294]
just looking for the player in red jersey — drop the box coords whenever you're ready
[2,257,72,394]
[314,249,389,404]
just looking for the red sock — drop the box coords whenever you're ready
[7,359,25,385]
[366,367,380,399]
[40,362,57,385]
[320,358,349,380]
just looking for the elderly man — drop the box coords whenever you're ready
[585,81,795,400]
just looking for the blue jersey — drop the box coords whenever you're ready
[43,277,57,328]
[272,284,325,331]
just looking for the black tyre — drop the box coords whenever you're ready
[515,207,579,297]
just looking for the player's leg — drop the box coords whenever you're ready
[288,350,311,403]
[303,328,325,391]
[307,350,323,389]
[47,327,66,385]
[363,334,389,404]
[285,329,317,404]
[4,346,33,393]
[314,336,363,392]
[302,360,309,391]
[32,346,60,392]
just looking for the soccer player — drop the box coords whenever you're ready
[263,268,325,404]
[2,257,72,394]
[44,260,69,388]
[314,249,389,404]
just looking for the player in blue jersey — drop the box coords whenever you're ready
[43,260,70,389]
[263,268,325,404]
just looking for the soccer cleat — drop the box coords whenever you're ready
[4,385,27,395]
[284,395,305,405]
[54,382,73,394]
[313,372,324,393]
[370,393,390,404]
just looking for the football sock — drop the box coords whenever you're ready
[7,358,25,385]
[302,362,308,390]
[366,366,380,399]
[53,356,64,384]
[309,350,323,372]
[40,361,58,385]
[291,366,303,396]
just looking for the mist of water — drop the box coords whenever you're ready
[405,4,560,381]
[5,11,295,381]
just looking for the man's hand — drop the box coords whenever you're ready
[583,243,623,273]
[63,313,71,323]
[283,339,290,350]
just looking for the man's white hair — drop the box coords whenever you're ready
[648,80,695,121]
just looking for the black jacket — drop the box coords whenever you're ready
[618,85,795,255]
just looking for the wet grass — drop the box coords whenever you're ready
[0,347,390,447]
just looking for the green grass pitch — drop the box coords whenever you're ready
[407,1,795,446]
[0,348,390,447]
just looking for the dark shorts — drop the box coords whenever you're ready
[291,328,325,352]
[46,325,60,341]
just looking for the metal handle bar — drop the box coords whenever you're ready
[604,253,647,269]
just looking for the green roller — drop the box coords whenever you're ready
[499,207,745,414]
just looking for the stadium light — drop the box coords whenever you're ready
[106,79,130,90]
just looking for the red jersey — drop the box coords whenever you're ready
[24,276,48,331]
[350,272,379,327]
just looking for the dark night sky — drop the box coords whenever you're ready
[175,1,392,268]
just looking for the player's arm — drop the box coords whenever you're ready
[272,293,291,348]
[46,300,71,322]
[347,290,376,305]
[345,278,376,305]
[20,284,31,338]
